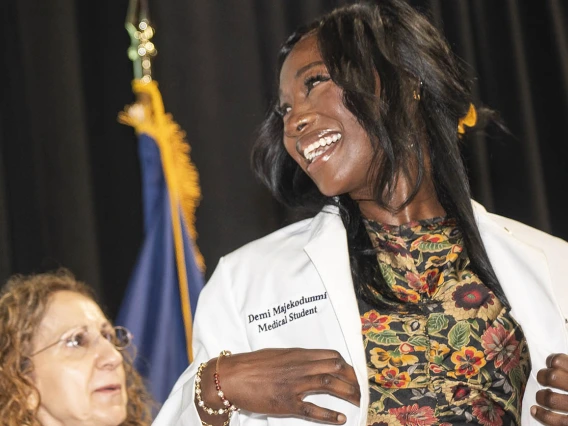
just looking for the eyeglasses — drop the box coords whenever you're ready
[30,325,132,357]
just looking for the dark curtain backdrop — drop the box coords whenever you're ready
[1,0,567,318]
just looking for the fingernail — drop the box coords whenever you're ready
[337,414,346,423]
[531,406,537,416]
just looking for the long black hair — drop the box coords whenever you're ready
[252,0,508,310]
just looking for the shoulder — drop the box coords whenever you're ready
[202,207,343,297]
[206,212,319,288]
[472,200,568,255]
[472,200,568,322]
[199,209,340,313]
[221,206,341,266]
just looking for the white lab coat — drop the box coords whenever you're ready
[154,202,568,426]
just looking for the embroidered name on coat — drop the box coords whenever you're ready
[247,292,328,333]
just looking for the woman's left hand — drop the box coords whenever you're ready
[532,353,568,425]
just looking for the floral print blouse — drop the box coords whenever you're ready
[360,217,530,426]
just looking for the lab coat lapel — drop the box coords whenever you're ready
[474,204,568,370]
[304,209,369,425]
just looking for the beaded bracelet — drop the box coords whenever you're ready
[195,362,229,416]
[214,350,238,413]
[194,351,239,417]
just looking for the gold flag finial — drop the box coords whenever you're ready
[126,0,157,83]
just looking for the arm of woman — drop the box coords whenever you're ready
[196,348,360,425]
[532,353,568,425]
[153,257,360,426]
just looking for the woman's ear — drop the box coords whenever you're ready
[23,360,39,410]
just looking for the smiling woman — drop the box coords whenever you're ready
[0,269,152,426]
[154,1,568,426]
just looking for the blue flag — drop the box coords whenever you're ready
[117,80,204,404]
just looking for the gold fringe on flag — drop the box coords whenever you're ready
[119,80,204,270]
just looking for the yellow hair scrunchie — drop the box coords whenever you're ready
[458,103,477,135]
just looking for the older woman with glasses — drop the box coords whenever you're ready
[0,269,152,426]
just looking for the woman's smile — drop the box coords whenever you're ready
[295,128,343,168]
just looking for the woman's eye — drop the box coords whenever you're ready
[66,331,88,348]
[305,74,330,94]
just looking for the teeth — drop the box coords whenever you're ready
[303,133,342,162]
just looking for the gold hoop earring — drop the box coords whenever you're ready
[413,79,424,101]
